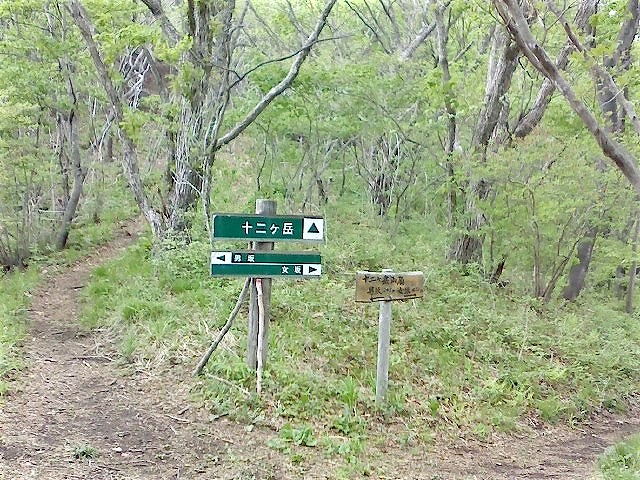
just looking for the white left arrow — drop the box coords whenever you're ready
[210,252,232,264]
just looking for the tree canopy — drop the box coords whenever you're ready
[2,0,640,304]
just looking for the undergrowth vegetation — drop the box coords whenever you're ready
[79,186,640,470]
[0,269,37,396]
[3,1,640,475]
[600,434,640,480]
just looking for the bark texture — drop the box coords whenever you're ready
[512,0,596,139]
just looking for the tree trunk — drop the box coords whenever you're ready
[69,0,166,238]
[626,212,640,313]
[473,29,519,150]
[53,30,86,251]
[55,110,86,250]
[512,0,596,139]
[562,228,597,301]
[448,26,518,264]
[103,133,113,162]
[597,0,639,134]
[434,5,458,228]
[55,112,71,205]
[493,0,640,196]
[72,0,338,242]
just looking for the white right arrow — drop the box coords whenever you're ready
[303,264,322,276]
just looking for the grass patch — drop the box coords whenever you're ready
[599,434,640,479]
[69,443,100,460]
[42,177,137,266]
[0,268,39,395]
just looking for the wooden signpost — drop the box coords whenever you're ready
[356,269,424,405]
[208,199,324,394]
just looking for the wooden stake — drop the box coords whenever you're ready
[193,278,251,376]
[247,199,275,369]
[376,268,394,406]
[256,278,265,394]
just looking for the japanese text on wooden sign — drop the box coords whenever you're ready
[355,271,424,303]
[212,214,324,242]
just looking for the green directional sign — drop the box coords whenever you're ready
[210,251,322,278]
[212,214,324,242]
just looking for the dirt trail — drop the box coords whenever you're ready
[0,222,288,480]
[0,221,638,479]
[424,407,640,479]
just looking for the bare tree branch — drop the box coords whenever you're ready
[247,1,287,52]
[138,0,180,46]
[285,0,309,42]
[547,1,640,137]
[493,0,640,195]
[68,1,122,115]
[214,0,338,150]
[193,278,251,376]
[68,0,164,236]
[228,36,344,91]
[378,0,401,45]
[345,0,391,53]
[512,0,596,139]
[399,21,436,61]
[363,0,391,48]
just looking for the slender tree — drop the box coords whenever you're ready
[69,0,338,241]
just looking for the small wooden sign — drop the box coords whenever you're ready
[355,271,424,303]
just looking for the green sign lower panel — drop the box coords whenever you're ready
[210,262,322,278]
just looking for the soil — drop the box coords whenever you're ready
[0,221,638,479]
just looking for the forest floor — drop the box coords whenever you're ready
[0,222,638,480]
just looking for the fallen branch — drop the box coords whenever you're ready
[164,413,190,423]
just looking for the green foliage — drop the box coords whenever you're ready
[154,35,192,63]
[120,108,156,142]
[486,129,635,296]
[272,423,318,448]
[600,435,640,480]
[267,422,319,465]
[0,0,121,266]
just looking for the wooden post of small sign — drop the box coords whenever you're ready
[355,269,425,406]
[247,199,275,370]
[376,268,393,405]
